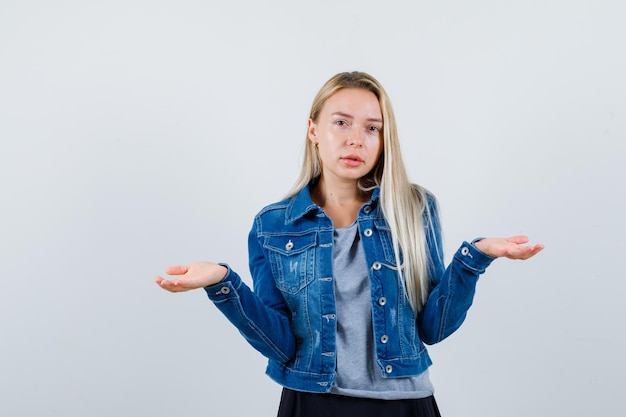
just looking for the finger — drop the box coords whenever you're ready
[165,265,190,276]
[156,276,174,291]
[506,235,529,244]
[510,244,544,260]
[157,277,191,293]
[156,277,175,292]
[521,244,544,259]
[155,276,174,288]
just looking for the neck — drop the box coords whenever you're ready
[312,176,367,208]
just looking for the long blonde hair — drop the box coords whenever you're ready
[287,71,438,312]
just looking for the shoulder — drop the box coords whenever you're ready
[248,199,290,239]
[253,197,293,232]
[255,197,291,217]
[410,183,439,210]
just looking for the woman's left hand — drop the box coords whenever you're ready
[473,235,544,260]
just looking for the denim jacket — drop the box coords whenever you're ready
[204,184,495,393]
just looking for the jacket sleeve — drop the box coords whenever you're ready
[417,194,495,345]
[203,222,296,363]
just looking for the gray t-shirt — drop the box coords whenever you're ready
[330,222,434,400]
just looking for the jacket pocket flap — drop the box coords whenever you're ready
[264,233,317,256]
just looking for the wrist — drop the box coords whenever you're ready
[471,237,491,257]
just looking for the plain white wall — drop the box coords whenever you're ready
[1,1,624,416]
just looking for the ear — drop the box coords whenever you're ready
[307,119,317,144]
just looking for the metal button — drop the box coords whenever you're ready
[461,247,470,256]
[372,262,382,270]
[285,240,294,251]
[364,228,373,237]
[380,335,389,344]
[385,365,393,374]
[378,297,387,306]
[220,287,230,295]
[363,206,372,214]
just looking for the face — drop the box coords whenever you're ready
[308,88,383,185]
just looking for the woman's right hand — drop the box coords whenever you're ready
[155,262,228,293]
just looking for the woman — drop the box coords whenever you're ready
[155,71,543,416]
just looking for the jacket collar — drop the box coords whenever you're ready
[285,181,380,224]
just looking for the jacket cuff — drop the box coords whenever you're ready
[454,241,495,274]
[204,263,242,302]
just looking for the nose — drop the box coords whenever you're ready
[348,128,364,147]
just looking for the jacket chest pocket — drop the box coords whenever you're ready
[264,233,317,295]
[374,221,401,267]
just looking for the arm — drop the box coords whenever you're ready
[155,224,296,363]
[417,196,543,345]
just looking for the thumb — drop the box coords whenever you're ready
[165,265,190,276]
[506,235,529,244]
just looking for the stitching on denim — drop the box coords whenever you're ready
[232,299,292,363]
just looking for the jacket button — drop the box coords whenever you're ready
[364,228,373,237]
[220,287,231,295]
[363,206,372,214]
[285,240,294,251]
[372,262,382,270]
[385,365,393,374]
[461,246,470,256]
[378,297,387,306]
[380,335,389,344]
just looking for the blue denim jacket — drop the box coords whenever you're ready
[204,184,494,393]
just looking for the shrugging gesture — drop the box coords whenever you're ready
[154,71,545,417]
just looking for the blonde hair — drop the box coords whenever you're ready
[287,71,438,312]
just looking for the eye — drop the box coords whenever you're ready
[369,125,380,132]
[335,120,348,126]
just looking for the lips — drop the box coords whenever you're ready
[340,154,364,167]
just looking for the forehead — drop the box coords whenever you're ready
[321,88,382,119]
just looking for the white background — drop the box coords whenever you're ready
[1,1,624,416]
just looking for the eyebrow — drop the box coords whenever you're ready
[331,112,383,124]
